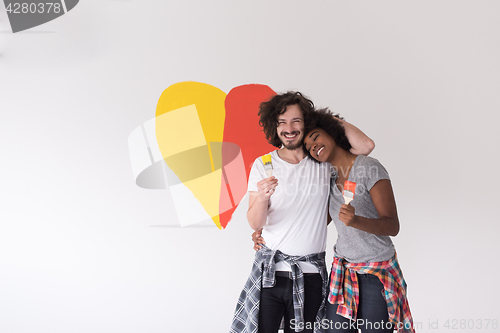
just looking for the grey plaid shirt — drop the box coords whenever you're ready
[230,245,328,333]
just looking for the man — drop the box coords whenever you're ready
[230,92,374,333]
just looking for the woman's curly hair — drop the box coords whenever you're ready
[258,91,315,148]
[304,108,352,162]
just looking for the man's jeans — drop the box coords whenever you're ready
[259,273,323,333]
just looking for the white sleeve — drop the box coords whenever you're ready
[247,157,266,192]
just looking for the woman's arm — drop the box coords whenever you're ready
[251,229,265,251]
[338,179,399,236]
[338,118,375,156]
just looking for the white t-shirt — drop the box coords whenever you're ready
[247,150,331,273]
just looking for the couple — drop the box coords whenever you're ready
[230,92,414,333]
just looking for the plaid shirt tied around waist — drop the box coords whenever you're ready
[328,253,415,333]
[230,245,328,333]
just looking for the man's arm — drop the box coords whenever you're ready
[247,176,278,231]
[338,118,375,155]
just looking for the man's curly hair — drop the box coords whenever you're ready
[258,91,315,148]
[304,108,352,162]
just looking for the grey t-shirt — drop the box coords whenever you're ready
[330,155,395,263]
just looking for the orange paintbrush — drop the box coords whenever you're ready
[343,180,356,204]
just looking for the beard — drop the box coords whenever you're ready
[283,141,303,150]
[280,131,303,150]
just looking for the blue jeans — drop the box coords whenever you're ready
[325,273,393,333]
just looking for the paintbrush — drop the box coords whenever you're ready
[343,180,356,204]
[261,154,273,177]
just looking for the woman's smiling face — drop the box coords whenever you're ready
[304,128,336,162]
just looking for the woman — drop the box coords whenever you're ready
[303,109,415,333]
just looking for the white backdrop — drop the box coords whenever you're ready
[1,1,499,332]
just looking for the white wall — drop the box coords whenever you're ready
[1,1,499,332]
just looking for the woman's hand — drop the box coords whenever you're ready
[338,180,400,236]
[339,203,357,227]
[252,228,265,251]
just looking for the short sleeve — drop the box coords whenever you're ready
[247,157,266,192]
[364,157,390,191]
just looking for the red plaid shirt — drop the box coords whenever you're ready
[328,253,415,333]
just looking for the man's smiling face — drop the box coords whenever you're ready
[276,104,305,151]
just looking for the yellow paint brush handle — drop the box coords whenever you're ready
[261,154,273,177]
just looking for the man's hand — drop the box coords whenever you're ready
[256,176,278,200]
[339,203,357,227]
[247,177,277,231]
[252,228,266,251]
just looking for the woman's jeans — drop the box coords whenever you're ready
[325,273,393,333]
